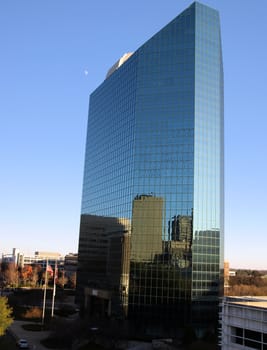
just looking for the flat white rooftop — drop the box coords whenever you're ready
[226,296,267,309]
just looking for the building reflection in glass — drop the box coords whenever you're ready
[77,1,224,337]
[77,214,131,319]
[129,203,193,332]
[131,195,163,262]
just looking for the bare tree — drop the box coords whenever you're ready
[57,275,68,289]
[3,263,18,287]
[31,265,40,287]
[68,272,77,289]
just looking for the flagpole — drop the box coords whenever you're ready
[51,260,57,317]
[42,258,48,325]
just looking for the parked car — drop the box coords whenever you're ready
[17,339,29,349]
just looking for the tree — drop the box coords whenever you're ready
[68,272,77,289]
[31,265,41,287]
[57,274,68,289]
[2,263,18,287]
[228,269,267,296]
[0,297,13,336]
[20,265,33,285]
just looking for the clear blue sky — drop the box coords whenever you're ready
[1,1,267,269]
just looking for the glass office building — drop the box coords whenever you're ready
[77,1,224,336]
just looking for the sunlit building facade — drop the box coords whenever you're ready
[221,297,267,349]
[77,1,224,336]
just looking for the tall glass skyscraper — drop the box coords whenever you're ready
[77,1,224,337]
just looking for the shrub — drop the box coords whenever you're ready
[23,306,42,319]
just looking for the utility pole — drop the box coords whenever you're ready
[51,260,57,317]
[41,259,48,325]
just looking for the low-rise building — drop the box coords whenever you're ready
[19,251,64,270]
[221,296,267,349]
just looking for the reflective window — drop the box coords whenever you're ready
[77,2,223,334]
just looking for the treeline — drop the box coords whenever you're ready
[226,269,267,296]
[0,262,76,289]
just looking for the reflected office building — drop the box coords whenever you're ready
[77,1,224,337]
[131,195,163,262]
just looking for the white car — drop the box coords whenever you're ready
[17,339,29,349]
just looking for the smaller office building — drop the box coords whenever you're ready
[221,296,267,349]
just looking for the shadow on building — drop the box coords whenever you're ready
[76,214,131,321]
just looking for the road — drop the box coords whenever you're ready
[9,320,53,350]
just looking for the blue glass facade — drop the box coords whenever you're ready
[77,1,223,336]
